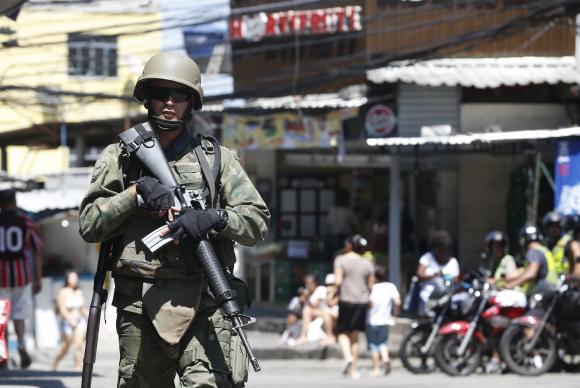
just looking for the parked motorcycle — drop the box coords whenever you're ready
[499,279,580,376]
[399,276,478,374]
[434,282,527,376]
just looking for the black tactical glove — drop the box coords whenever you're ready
[168,208,222,241]
[136,176,174,211]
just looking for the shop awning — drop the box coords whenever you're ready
[367,126,580,147]
[367,57,580,88]
[16,188,86,214]
[204,92,367,112]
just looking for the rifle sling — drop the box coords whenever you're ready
[193,136,221,209]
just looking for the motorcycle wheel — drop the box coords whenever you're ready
[399,325,436,374]
[434,333,482,376]
[499,325,556,376]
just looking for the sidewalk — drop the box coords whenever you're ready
[0,303,412,387]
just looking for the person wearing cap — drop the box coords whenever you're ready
[78,52,270,388]
[333,234,374,379]
[0,190,44,369]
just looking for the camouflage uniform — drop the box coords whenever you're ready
[78,130,270,387]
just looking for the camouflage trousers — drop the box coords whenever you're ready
[116,306,247,388]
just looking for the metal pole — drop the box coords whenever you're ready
[528,151,541,225]
[60,123,67,147]
[389,155,401,289]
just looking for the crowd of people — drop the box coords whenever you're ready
[281,234,401,379]
[410,211,580,374]
[282,209,580,378]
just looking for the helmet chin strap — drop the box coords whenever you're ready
[148,112,185,132]
[147,101,193,132]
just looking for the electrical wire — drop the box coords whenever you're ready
[0,4,506,82]
[0,0,576,103]
[1,0,489,51]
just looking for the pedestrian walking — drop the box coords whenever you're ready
[333,235,374,378]
[0,189,43,369]
[78,52,270,387]
[366,266,400,376]
[52,271,88,371]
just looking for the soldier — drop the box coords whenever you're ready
[78,52,270,388]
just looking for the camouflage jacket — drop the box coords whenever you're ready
[79,135,269,248]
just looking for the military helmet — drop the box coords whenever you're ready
[133,52,203,110]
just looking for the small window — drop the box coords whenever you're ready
[68,34,117,77]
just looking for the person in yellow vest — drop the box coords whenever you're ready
[563,215,580,280]
[504,225,551,295]
[542,211,570,284]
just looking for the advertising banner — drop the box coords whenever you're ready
[555,140,580,215]
[222,112,342,150]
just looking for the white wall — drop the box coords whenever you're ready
[461,103,571,133]
[457,154,525,270]
[37,211,99,274]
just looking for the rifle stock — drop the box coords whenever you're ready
[81,240,112,388]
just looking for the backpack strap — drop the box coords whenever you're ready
[193,134,222,209]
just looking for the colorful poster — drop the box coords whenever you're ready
[555,140,580,215]
[222,112,343,150]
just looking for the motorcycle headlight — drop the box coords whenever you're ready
[529,293,542,309]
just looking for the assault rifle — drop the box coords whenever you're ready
[119,124,261,372]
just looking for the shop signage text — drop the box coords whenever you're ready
[229,6,362,42]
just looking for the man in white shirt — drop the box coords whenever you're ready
[416,230,460,316]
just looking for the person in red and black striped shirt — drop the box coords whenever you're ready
[0,190,43,369]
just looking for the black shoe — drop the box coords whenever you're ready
[18,348,31,369]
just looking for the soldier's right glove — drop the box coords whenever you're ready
[136,176,174,211]
[167,208,221,241]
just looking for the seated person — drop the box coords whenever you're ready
[504,225,550,295]
[483,231,520,288]
[322,273,339,344]
[416,230,460,316]
[564,216,580,280]
[296,274,327,344]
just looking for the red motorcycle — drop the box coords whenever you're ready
[434,283,527,376]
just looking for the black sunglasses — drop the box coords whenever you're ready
[146,87,192,103]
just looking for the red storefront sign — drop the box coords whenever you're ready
[229,6,362,41]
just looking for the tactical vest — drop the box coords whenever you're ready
[547,234,571,283]
[112,134,236,309]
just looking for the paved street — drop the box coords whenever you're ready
[1,343,579,388]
